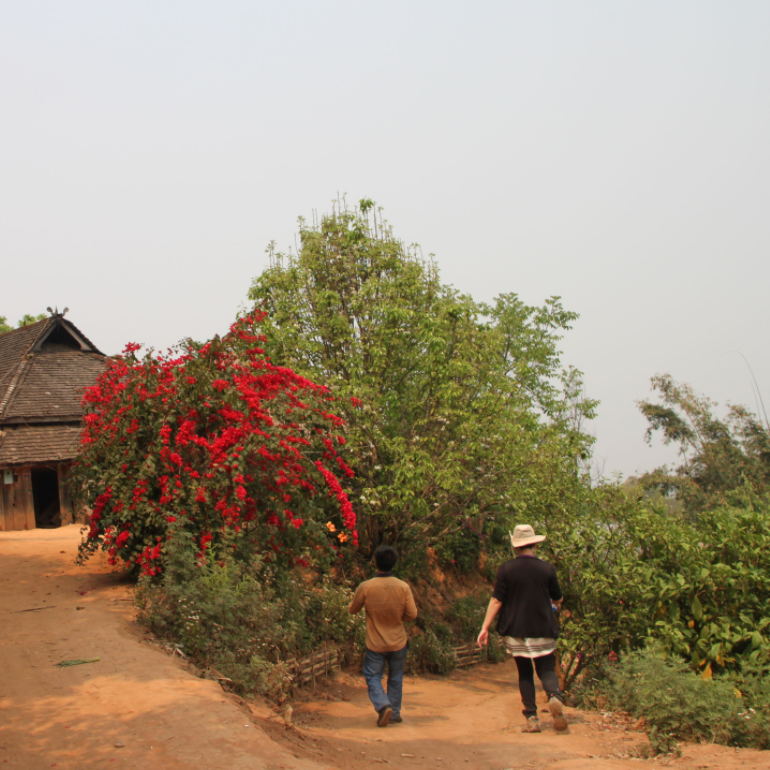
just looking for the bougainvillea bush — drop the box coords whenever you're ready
[72,311,358,577]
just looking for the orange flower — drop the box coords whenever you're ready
[326,521,336,532]
[338,532,348,543]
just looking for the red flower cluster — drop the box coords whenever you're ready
[314,461,358,546]
[74,310,359,574]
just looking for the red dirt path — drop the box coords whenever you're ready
[1,526,768,770]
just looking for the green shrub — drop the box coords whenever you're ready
[301,576,366,653]
[611,651,738,753]
[136,524,364,700]
[445,595,488,642]
[538,489,770,691]
[434,528,482,573]
[724,663,770,750]
[405,608,458,675]
[407,628,458,675]
[395,544,431,583]
[486,633,508,663]
[574,649,770,753]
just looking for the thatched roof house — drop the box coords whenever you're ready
[0,313,106,530]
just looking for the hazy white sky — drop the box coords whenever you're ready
[2,2,769,478]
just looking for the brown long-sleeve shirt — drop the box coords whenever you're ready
[348,575,418,652]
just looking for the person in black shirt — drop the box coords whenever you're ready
[477,524,568,733]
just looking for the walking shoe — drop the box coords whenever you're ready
[523,716,541,733]
[548,696,568,732]
[391,715,403,723]
[377,705,393,727]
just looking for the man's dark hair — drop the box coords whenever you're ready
[374,545,398,573]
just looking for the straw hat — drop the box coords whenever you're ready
[509,524,546,549]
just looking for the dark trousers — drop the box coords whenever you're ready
[514,653,562,717]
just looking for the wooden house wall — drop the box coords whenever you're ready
[0,466,35,531]
[0,463,75,531]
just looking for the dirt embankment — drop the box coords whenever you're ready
[1,527,768,770]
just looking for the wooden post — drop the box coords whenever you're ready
[9,470,21,530]
[20,468,35,530]
[0,475,6,531]
[4,469,25,531]
[58,463,73,526]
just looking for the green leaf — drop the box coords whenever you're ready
[691,595,703,621]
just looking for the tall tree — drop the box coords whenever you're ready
[638,374,770,513]
[249,200,596,554]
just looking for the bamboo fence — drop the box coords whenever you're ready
[453,642,486,668]
[287,647,342,688]
[288,638,504,689]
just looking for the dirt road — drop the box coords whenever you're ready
[1,526,768,770]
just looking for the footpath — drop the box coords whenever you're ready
[0,526,767,770]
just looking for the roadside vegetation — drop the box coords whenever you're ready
[73,200,770,750]
[575,649,770,754]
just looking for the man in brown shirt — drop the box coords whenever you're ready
[349,545,418,727]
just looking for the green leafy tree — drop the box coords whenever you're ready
[0,312,46,334]
[249,200,597,556]
[638,374,770,513]
[17,313,47,327]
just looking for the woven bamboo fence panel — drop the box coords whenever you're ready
[454,637,505,667]
[288,647,342,688]
[289,638,504,689]
[454,642,486,668]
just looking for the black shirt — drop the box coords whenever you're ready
[492,556,563,639]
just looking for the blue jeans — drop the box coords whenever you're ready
[362,645,408,716]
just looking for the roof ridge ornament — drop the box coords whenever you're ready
[46,307,69,317]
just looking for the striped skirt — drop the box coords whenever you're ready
[503,636,557,658]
